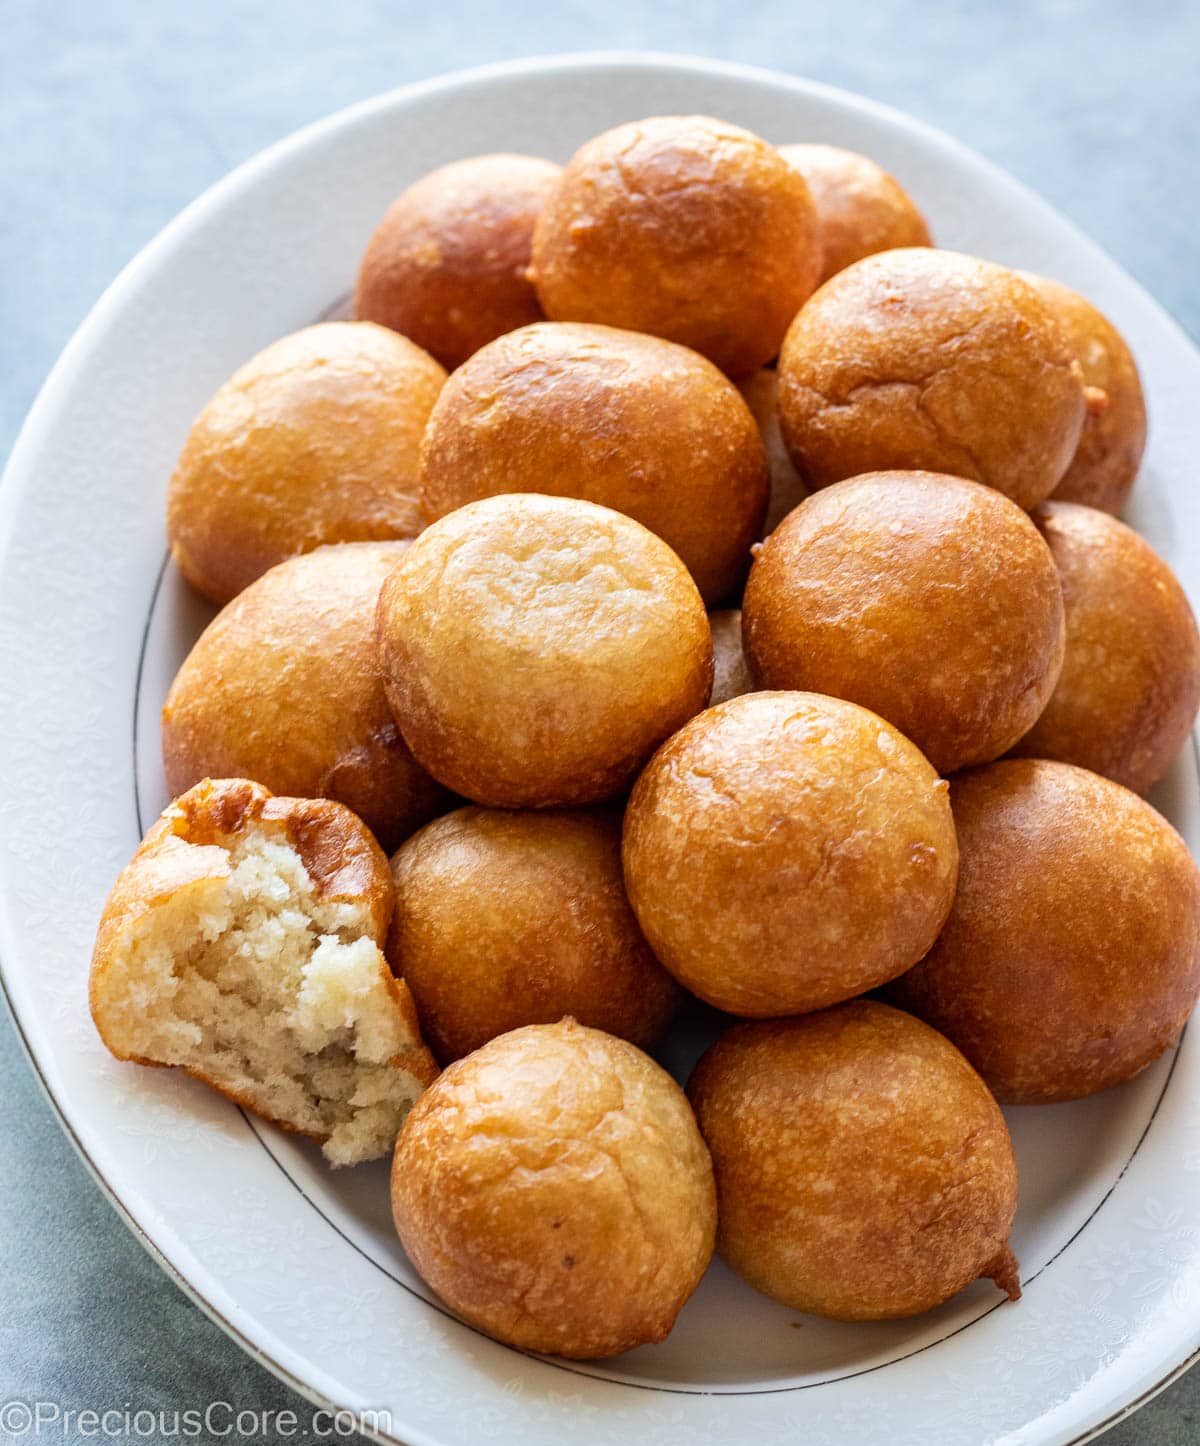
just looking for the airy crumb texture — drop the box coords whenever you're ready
[91,781,436,1165]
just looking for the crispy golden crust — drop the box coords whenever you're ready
[1012,504,1200,793]
[688,1003,1019,1320]
[375,494,713,808]
[742,472,1066,773]
[419,322,767,603]
[134,778,395,940]
[355,154,562,370]
[889,760,1200,1104]
[391,1020,716,1357]
[736,369,807,534]
[779,143,932,284]
[167,323,447,605]
[1026,275,1147,514]
[90,779,437,1111]
[707,609,753,707]
[162,544,448,852]
[387,807,680,1062]
[621,691,959,1017]
[530,115,821,377]
[777,249,1086,510]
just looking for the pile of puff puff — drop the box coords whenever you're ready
[90,114,1196,1360]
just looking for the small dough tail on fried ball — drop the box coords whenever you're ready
[375,493,713,809]
[387,806,681,1063]
[777,248,1087,510]
[419,321,768,603]
[90,779,438,1167]
[166,321,447,606]
[1011,502,1200,794]
[530,115,822,377]
[688,1002,1020,1321]
[355,153,562,371]
[889,759,1200,1104]
[391,1019,716,1358]
[162,542,447,852]
[778,142,932,284]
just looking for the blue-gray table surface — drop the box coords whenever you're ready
[3,2,1199,1442]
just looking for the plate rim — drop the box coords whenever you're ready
[2,48,1199,1446]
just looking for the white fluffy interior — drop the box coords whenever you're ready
[103,828,424,1165]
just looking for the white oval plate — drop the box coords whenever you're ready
[2,52,1200,1446]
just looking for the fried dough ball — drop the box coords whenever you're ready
[742,472,1066,773]
[779,143,932,284]
[689,1003,1018,1318]
[688,1003,1020,1320]
[777,249,1087,510]
[737,369,807,533]
[375,494,713,808]
[890,760,1200,1104]
[708,609,753,707]
[391,1019,716,1357]
[387,807,680,1063]
[162,543,446,852]
[622,691,958,1017]
[90,779,437,1166]
[354,153,562,370]
[419,322,767,602]
[530,115,821,376]
[167,322,447,605]
[1012,504,1200,792]
[1025,274,1147,514]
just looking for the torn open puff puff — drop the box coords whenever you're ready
[90,778,437,1166]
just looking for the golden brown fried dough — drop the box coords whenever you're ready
[1025,274,1147,514]
[162,543,446,852]
[737,369,807,533]
[387,807,680,1063]
[742,471,1066,773]
[689,1003,1020,1320]
[622,691,958,1017]
[531,115,821,376]
[167,322,446,605]
[779,143,932,283]
[355,153,562,370]
[890,759,1200,1103]
[391,1019,716,1358]
[375,494,713,808]
[1012,504,1200,792]
[708,609,753,707]
[777,249,1087,510]
[420,322,767,602]
[90,779,436,1166]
